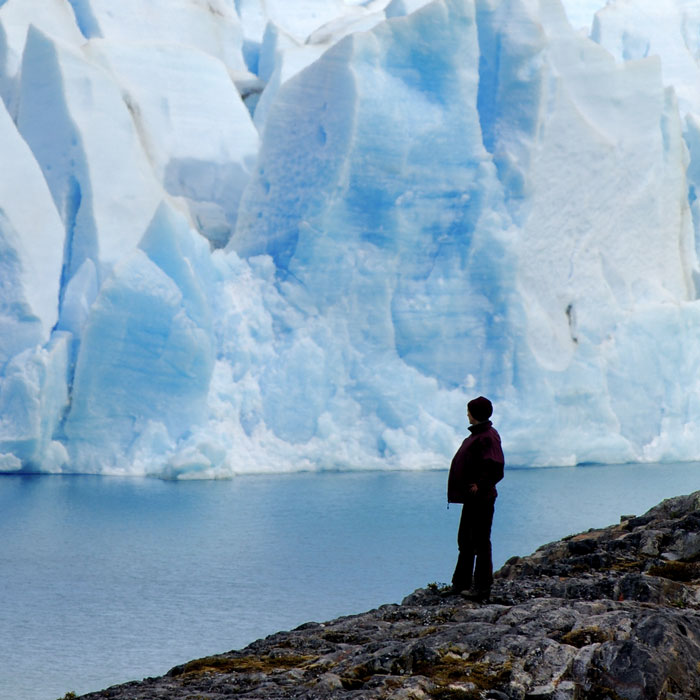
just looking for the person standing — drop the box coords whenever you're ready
[446,396,504,601]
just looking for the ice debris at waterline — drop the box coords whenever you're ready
[76,490,700,699]
[5,0,700,477]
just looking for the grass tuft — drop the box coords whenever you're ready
[172,652,318,677]
[648,561,700,582]
[560,627,612,648]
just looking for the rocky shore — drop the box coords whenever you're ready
[77,491,700,700]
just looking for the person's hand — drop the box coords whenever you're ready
[469,484,478,494]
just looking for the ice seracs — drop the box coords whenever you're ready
[0,94,69,473]
[0,100,64,353]
[62,204,216,474]
[66,0,247,73]
[17,26,164,288]
[0,0,84,114]
[93,40,259,248]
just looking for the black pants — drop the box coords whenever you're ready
[452,496,495,593]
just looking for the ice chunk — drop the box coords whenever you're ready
[261,0,389,43]
[236,0,267,44]
[62,205,215,473]
[0,98,64,354]
[592,0,700,115]
[558,0,605,34]
[0,452,21,472]
[306,11,388,46]
[139,203,217,328]
[235,0,267,74]
[233,0,514,395]
[384,0,433,18]
[496,2,696,368]
[252,2,389,130]
[17,26,163,288]
[66,0,247,73]
[0,47,70,473]
[0,0,84,113]
[57,259,98,341]
[257,21,301,83]
[0,333,70,471]
[93,40,259,248]
[684,112,700,256]
[229,0,700,472]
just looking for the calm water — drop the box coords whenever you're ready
[2,462,699,700]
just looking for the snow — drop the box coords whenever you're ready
[3,0,700,476]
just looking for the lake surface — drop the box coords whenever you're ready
[2,462,699,700]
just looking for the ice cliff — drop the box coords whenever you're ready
[3,0,700,476]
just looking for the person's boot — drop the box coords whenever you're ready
[439,582,471,597]
[461,588,490,602]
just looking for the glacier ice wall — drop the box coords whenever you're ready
[2,0,700,476]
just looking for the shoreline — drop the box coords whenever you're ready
[75,490,700,699]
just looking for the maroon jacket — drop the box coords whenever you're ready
[447,420,504,504]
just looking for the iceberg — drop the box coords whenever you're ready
[2,0,700,476]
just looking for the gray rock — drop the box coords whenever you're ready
[639,529,664,556]
[76,490,700,700]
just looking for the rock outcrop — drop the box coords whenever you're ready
[78,491,700,699]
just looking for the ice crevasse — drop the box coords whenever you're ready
[2,0,700,477]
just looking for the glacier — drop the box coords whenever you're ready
[2,0,700,476]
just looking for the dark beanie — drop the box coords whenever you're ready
[468,396,493,422]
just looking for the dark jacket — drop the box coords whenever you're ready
[447,420,504,504]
